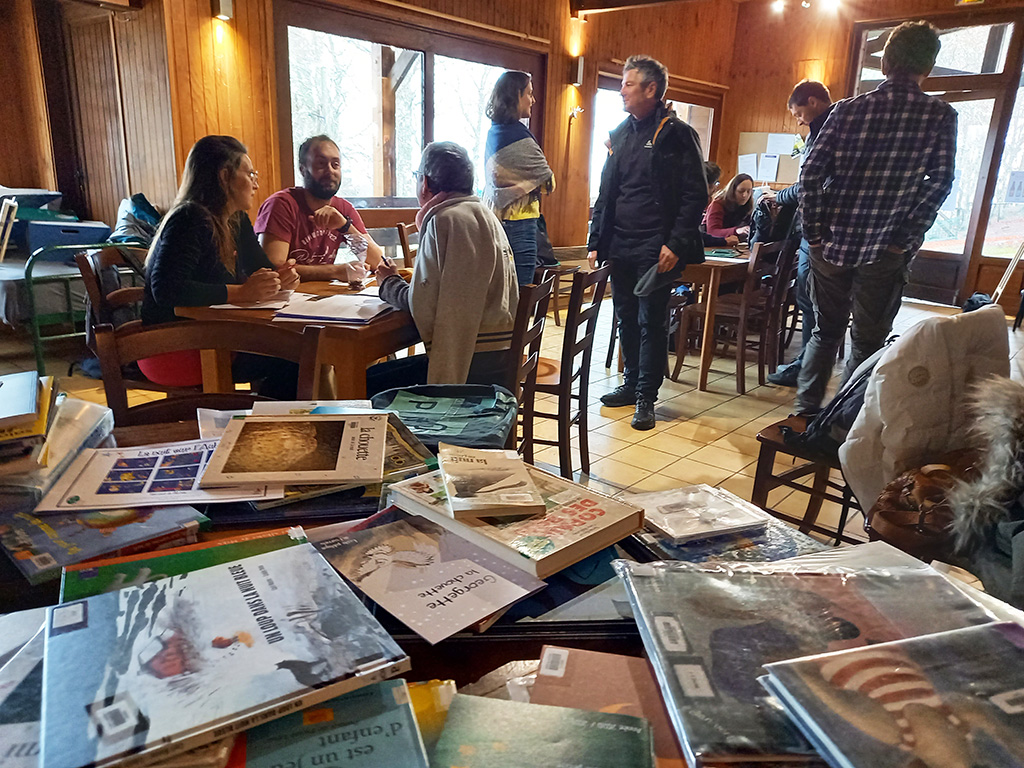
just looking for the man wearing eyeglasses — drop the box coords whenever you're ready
[255,135,383,282]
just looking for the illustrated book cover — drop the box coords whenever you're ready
[39,543,410,768]
[387,467,643,579]
[407,679,457,753]
[59,526,307,602]
[626,484,771,544]
[0,505,207,585]
[430,693,654,768]
[437,443,544,518]
[0,376,53,459]
[762,622,1024,768]
[313,508,545,644]
[225,679,427,768]
[35,439,282,512]
[0,629,43,768]
[199,415,387,488]
[0,371,40,431]
[637,515,826,565]
[530,645,686,768]
[613,561,996,768]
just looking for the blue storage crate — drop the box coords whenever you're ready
[25,220,111,254]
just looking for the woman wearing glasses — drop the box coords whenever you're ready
[483,71,554,286]
[140,135,300,394]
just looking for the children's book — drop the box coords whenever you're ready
[762,622,1024,768]
[59,527,307,602]
[0,506,208,585]
[0,629,43,768]
[626,484,771,544]
[35,440,283,512]
[407,680,456,753]
[387,467,643,579]
[437,443,544,518]
[614,561,996,768]
[40,543,410,768]
[199,415,387,488]
[0,371,40,431]
[225,679,427,768]
[637,515,827,565]
[0,607,47,670]
[430,693,655,768]
[313,508,545,644]
[530,646,686,768]
[0,377,54,461]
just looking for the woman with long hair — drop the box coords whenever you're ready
[702,173,754,241]
[140,135,300,394]
[482,70,554,286]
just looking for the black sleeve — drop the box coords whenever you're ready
[146,206,231,308]
[587,151,615,255]
[378,274,411,312]
[235,213,274,279]
[776,182,799,208]
[665,123,709,261]
[702,231,728,247]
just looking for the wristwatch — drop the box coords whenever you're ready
[339,218,352,234]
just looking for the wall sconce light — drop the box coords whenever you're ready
[572,56,585,87]
[212,0,233,21]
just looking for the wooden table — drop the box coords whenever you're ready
[176,281,420,399]
[684,256,751,391]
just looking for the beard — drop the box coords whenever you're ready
[302,171,340,200]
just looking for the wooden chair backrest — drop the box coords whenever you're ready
[744,239,796,305]
[357,208,420,230]
[0,199,17,264]
[549,265,611,383]
[75,247,146,330]
[95,320,322,426]
[396,222,418,268]
[505,277,554,400]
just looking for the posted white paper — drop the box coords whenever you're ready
[738,153,758,179]
[766,133,797,155]
[757,153,780,182]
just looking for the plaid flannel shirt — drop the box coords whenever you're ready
[800,78,957,268]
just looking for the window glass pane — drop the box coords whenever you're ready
[433,56,507,196]
[288,27,422,199]
[590,87,625,205]
[923,97,994,254]
[983,61,1024,257]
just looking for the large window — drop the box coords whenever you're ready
[276,2,545,204]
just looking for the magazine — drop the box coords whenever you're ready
[438,443,545,518]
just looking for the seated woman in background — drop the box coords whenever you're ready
[140,134,300,396]
[483,70,555,286]
[702,173,753,242]
[701,162,739,248]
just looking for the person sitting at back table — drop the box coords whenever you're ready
[254,134,383,283]
[702,173,753,242]
[701,162,740,249]
[140,134,301,397]
[372,141,518,393]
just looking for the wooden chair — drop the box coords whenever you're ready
[0,198,17,264]
[75,247,146,341]
[396,222,418,268]
[95,320,321,426]
[503,277,554,459]
[673,239,798,394]
[751,415,863,545]
[531,266,610,478]
[536,263,581,326]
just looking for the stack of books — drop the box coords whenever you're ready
[0,373,58,476]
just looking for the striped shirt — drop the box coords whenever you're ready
[800,77,957,268]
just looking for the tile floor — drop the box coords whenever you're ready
[5,295,1024,544]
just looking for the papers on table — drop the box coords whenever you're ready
[274,292,391,324]
[209,289,293,310]
[34,439,284,511]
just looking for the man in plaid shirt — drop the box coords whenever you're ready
[795,21,956,415]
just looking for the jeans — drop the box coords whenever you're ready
[608,230,671,401]
[795,250,912,413]
[502,218,539,287]
[778,241,814,371]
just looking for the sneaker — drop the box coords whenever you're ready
[767,363,801,387]
[601,384,637,408]
[631,396,656,430]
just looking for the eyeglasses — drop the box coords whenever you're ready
[411,170,424,180]
[247,170,260,183]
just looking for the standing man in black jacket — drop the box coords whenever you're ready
[765,80,834,388]
[588,55,707,430]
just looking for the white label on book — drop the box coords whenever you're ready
[674,664,714,698]
[654,615,689,652]
[51,602,85,630]
[539,647,569,678]
[991,688,1024,714]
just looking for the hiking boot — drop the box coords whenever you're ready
[601,385,637,408]
[631,396,656,430]
[767,363,801,387]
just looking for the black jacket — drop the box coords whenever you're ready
[588,103,706,266]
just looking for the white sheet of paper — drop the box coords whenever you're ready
[34,439,284,512]
[766,133,796,155]
[757,153,780,182]
[209,290,292,310]
[251,400,376,415]
[274,292,390,323]
[738,153,758,179]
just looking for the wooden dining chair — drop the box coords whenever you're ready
[0,198,17,264]
[396,222,418,268]
[503,276,554,459]
[95,320,322,426]
[673,239,798,394]
[531,266,611,478]
[76,247,147,341]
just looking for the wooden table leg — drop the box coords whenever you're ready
[200,349,234,393]
[698,270,721,391]
[330,345,368,399]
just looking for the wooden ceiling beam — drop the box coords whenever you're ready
[570,0,703,17]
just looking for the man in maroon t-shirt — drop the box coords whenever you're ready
[254,135,383,281]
